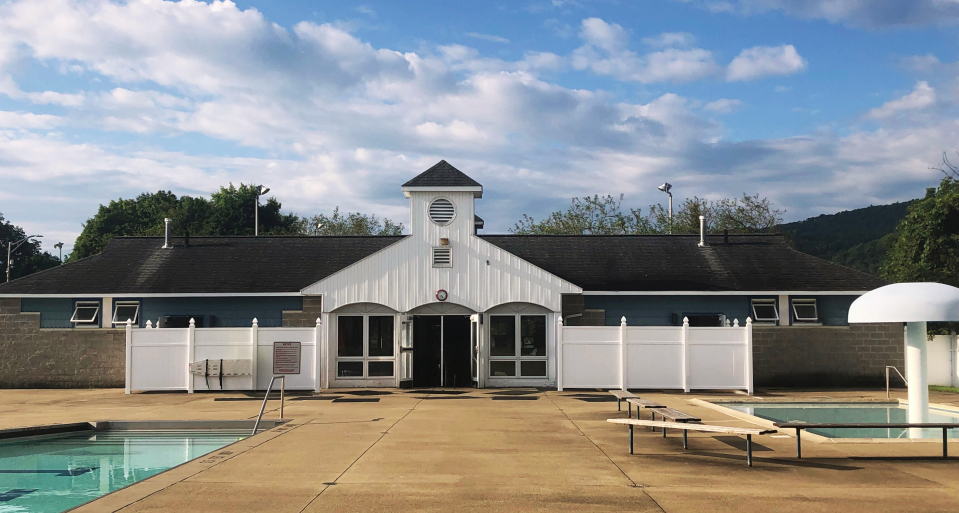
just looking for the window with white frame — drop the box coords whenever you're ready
[336,315,395,378]
[488,315,548,378]
[750,299,779,323]
[792,299,819,323]
[112,301,140,326]
[70,301,100,327]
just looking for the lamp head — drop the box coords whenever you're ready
[256,185,270,195]
[657,183,672,194]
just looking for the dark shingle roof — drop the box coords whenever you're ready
[403,160,481,188]
[0,236,404,295]
[480,234,888,292]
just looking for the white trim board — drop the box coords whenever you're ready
[0,292,306,298]
[580,291,870,296]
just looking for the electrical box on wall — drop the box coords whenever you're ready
[189,359,252,376]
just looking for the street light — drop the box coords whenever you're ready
[54,242,64,264]
[6,235,42,283]
[657,183,673,234]
[254,185,270,237]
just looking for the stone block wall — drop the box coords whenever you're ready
[282,296,323,327]
[753,323,904,387]
[0,298,125,388]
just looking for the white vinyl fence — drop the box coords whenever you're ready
[124,318,322,393]
[919,334,958,388]
[557,316,753,393]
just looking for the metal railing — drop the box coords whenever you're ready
[886,365,908,399]
[252,376,285,435]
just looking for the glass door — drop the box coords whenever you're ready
[399,317,413,388]
[470,314,479,386]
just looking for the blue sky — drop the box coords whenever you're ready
[1,0,958,256]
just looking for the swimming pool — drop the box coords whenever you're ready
[722,402,959,439]
[0,428,247,512]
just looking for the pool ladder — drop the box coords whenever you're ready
[252,376,285,435]
[885,366,908,399]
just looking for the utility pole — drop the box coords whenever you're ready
[55,242,64,264]
[658,183,673,234]
[254,185,270,236]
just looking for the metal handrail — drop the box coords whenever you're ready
[886,365,908,399]
[252,376,285,435]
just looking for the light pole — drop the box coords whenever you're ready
[658,183,673,234]
[6,235,42,283]
[54,242,64,264]
[254,185,270,237]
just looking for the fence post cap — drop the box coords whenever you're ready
[682,316,689,325]
[620,316,627,325]
[252,317,259,326]
[145,320,153,328]
[315,317,322,326]
[746,317,753,325]
[189,318,195,327]
[558,317,564,326]
[126,319,132,326]
[733,318,739,327]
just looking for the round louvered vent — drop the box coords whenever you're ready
[428,198,455,225]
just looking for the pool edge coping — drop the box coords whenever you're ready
[690,398,959,444]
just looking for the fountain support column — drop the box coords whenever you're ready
[906,321,928,437]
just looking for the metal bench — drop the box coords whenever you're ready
[775,422,957,459]
[624,397,665,419]
[608,418,777,467]
[649,408,701,438]
[609,390,638,412]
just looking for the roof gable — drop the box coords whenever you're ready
[402,160,482,188]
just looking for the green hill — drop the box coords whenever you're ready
[779,200,917,276]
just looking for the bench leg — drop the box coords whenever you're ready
[629,424,634,455]
[746,434,753,467]
[663,425,667,438]
[628,402,632,417]
[796,428,802,459]
[683,429,688,450]
[650,411,655,430]
[944,428,948,459]
[636,407,640,420]
[617,398,621,412]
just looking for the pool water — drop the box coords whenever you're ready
[0,430,246,513]
[724,402,959,439]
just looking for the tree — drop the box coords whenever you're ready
[70,185,302,260]
[882,176,959,286]
[511,195,651,235]
[299,207,404,236]
[513,193,782,235]
[0,213,61,281]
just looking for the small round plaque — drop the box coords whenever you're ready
[435,289,448,301]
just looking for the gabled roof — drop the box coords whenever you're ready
[480,234,888,292]
[402,160,482,188]
[0,236,405,295]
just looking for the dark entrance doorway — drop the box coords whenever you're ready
[411,315,472,388]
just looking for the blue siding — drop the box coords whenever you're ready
[141,297,303,327]
[583,294,859,326]
[20,296,303,328]
[21,298,99,328]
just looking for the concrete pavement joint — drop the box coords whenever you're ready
[296,394,428,512]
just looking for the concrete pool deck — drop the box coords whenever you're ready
[2,388,958,512]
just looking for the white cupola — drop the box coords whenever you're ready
[401,161,484,246]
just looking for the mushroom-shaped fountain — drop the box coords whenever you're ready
[849,283,959,428]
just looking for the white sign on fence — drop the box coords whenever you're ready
[273,341,302,375]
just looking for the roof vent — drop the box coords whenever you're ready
[432,246,452,267]
[428,198,455,225]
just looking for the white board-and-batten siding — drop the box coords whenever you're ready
[301,190,582,313]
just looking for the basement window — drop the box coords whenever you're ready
[70,301,100,327]
[750,299,779,323]
[432,247,452,267]
[112,301,140,326]
[792,299,819,323]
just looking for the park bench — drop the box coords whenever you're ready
[609,390,637,412]
[647,408,700,437]
[608,418,777,467]
[624,397,664,418]
[774,422,957,459]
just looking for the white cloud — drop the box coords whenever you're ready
[704,98,744,113]
[868,81,936,119]
[727,45,807,81]
[0,0,951,256]
[642,32,696,48]
[572,19,719,83]
[466,32,510,44]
